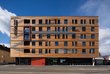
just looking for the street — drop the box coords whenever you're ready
[0,65,110,74]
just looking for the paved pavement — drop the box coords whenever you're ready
[0,65,110,74]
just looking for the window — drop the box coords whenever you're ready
[39,41,42,46]
[55,49,59,53]
[82,49,86,54]
[45,49,48,54]
[32,49,36,53]
[72,26,76,31]
[72,41,77,46]
[64,49,68,54]
[58,27,60,31]
[81,19,83,24]
[24,49,30,53]
[62,27,65,31]
[89,48,95,54]
[80,34,86,39]
[24,27,30,34]
[62,34,65,39]
[91,27,95,31]
[32,34,35,39]
[64,41,68,46]
[39,49,42,54]
[55,41,58,46]
[24,41,30,46]
[39,27,42,31]
[89,19,95,24]
[39,34,42,39]
[75,19,77,24]
[84,19,86,24]
[32,41,36,46]
[47,34,50,39]
[39,19,42,24]
[45,19,48,24]
[82,26,86,31]
[47,27,50,31]
[66,27,68,31]
[72,19,74,24]
[66,34,68,39]
[55,27,57,31]
[48,49,51,53]
[72,34,76,39]
[24,19,30,24]
[32,27,35,31]
[24,34,30,40]
[64,19,68,24]
[89,41,95,46]
[32,19,35,24]
[89,19,92,24]
[45,42,50,46]
[58,34,60,39]
[91,34,95,39]
[72,19,77,24]
[58,19,60,24]
[82,41,86,46]
[72,49,77,54]
[92,19,95,24]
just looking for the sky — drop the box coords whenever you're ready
[0,0,110,56]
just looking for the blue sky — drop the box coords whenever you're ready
[0,0,110,55]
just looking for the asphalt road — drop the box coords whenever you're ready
[0,65,110,74]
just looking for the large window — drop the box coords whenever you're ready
[39,34,42,39]
[24,19,30,24]
[24,27,30,34]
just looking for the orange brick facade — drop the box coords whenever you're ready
[10,16,99,65]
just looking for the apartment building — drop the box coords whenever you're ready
[10,16,99,65]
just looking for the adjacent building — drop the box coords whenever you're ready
[10,16,99,65]
[0,45,15,64]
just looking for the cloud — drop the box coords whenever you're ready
[0,6,16,37]
[80,0,110,56]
